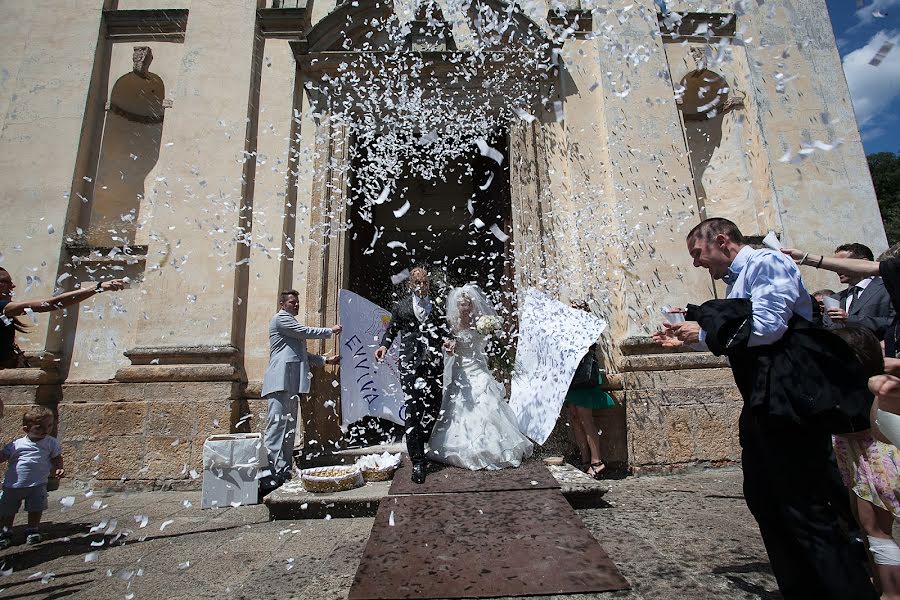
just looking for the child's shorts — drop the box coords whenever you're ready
[0,485,48,515]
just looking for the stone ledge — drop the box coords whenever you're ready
[623,352,729,372]
[265,463,608,520]
[124,345,241,366]
[0,368,60,385]
[114,364,240,383]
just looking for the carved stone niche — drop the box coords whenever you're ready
[132,46,153,78]
[115,345,243,383]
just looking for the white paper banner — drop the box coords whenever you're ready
[509,289,608,444]
[339,289,406,427]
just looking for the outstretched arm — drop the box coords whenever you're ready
[781,249,881,279]
[3,279,127,318]
[275,313,338,340]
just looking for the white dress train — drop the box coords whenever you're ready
[427,329,533,470]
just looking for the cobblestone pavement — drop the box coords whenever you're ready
[0,468,785,600]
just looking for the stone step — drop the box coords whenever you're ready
[264,462,609,520]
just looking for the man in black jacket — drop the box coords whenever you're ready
[374,267,447,483]
[653,218,877,600]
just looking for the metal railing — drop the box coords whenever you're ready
[271,0,303,7]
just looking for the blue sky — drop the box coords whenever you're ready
[826,0,900,154]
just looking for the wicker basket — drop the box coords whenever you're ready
[361,464,398,482]
[300,466,364,493]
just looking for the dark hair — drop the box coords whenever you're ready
[278,290,299,305]
[835,243,874,262]
[686,218,745,245]
[812,289,836,298]
[23,405,54,427]
[0,267,28,333]
[830,326,885,379]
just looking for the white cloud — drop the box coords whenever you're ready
[842,30,900,139]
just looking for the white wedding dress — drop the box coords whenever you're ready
[427,328,533,470]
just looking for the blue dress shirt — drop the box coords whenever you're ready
[698,246,813,348]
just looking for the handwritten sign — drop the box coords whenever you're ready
[338,289,406,427]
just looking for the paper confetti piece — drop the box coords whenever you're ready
[390,269,410,285]
[60,496,75,508]
[393,200,411,218]
[490,224,509,242]
[475,139,504,165]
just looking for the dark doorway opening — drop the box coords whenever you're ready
[343,129,515,447]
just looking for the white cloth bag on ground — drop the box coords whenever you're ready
[201,433,267,509]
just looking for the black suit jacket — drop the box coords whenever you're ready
[830,277,895,339]
[379,296,447,374]
[687,298,872,434]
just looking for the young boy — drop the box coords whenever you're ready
[0,406,64,548]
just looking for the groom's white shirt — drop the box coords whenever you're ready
[413,295,432,322]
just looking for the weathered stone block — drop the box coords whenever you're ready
[58,402,148,441]
[95,436,148,481]
[145,436,193,480]
[146,401,197,437]
[62,382,146,404]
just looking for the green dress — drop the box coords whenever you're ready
[564,372,616,409]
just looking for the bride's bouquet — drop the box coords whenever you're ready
[475,314,503,335]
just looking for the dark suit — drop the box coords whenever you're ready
[379,295,447,464]
[829,277,895,338]
[688,299,877,600]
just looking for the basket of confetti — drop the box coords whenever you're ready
[300,466,364,493]
[356,452,401,482]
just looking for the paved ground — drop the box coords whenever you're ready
[0,468,785,600]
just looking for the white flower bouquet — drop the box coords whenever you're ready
[475,315,503,335]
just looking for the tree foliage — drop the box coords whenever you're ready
[869,152,900,246]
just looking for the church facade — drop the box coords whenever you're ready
[0,0,885,486]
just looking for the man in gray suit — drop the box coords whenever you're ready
[826,243,895,339]
[262,290,341,486]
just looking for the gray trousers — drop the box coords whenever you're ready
[264,391,301,479]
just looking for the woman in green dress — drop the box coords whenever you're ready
[565,301,615,479]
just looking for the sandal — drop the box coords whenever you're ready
[587,462,606,480]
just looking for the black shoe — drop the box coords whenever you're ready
[411,462,427,484]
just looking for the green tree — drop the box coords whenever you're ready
[869,152,900,246]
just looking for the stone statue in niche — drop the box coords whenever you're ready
[132,46,153,78]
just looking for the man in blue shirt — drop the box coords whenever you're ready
[654,218,876,600]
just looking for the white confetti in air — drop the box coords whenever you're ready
[160,519,174,531]
[475,139,504,165]
[135,515,149,528]
[490,224,509,242]
[473,218,486,229]
[553,100,565,122]
[393,200,411,218]
[84,552,99,562]
[479,172,495,191]
[331,380,339,388]
[47,224,55,235]
[60,496,75,508]
[189,469,199,480]
[389,510,395,526]
[375,183,391,205]
[178,561,191,570]
[513,107,536,123]
[390,269,410,285]
[386,241,407,250]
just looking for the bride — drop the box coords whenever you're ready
[427,284,533,470]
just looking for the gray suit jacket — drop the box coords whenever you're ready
[261,310,333,397]
[830,277,895,339]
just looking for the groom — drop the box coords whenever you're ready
[374,266,446,483]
